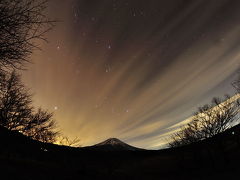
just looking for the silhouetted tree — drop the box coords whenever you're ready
[0,0,54,69]
[0,0,58,143]
[0,71,32,130]
[25,108,58,143]
[233,70,240,93]
[0,71,58,143]
[169,96,239,147]
[58,135,81,147]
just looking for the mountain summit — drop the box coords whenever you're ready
[86,138,144,151]
[95,138,128,146]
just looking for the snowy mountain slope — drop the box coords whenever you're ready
[84,138,144,151]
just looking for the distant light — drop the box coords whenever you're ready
[54,106,58,110]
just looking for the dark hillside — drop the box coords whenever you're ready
[1,124,240,179]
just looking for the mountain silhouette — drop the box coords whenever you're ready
[84,138,144,151]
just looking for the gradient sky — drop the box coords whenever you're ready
[22,0,240,149]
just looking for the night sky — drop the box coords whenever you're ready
[23,0,240,149]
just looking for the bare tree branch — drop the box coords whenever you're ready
[0,71,58,143]
[169,95,240,148]
[0,0,55,70]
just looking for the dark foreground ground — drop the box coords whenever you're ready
[1,125,240,180]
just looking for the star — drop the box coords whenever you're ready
[105,65,111,72]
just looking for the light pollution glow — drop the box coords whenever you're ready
[23,0,240,149]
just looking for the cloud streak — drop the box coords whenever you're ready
[23,0,240,149]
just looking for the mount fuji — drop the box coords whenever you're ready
[83,138,144,151]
